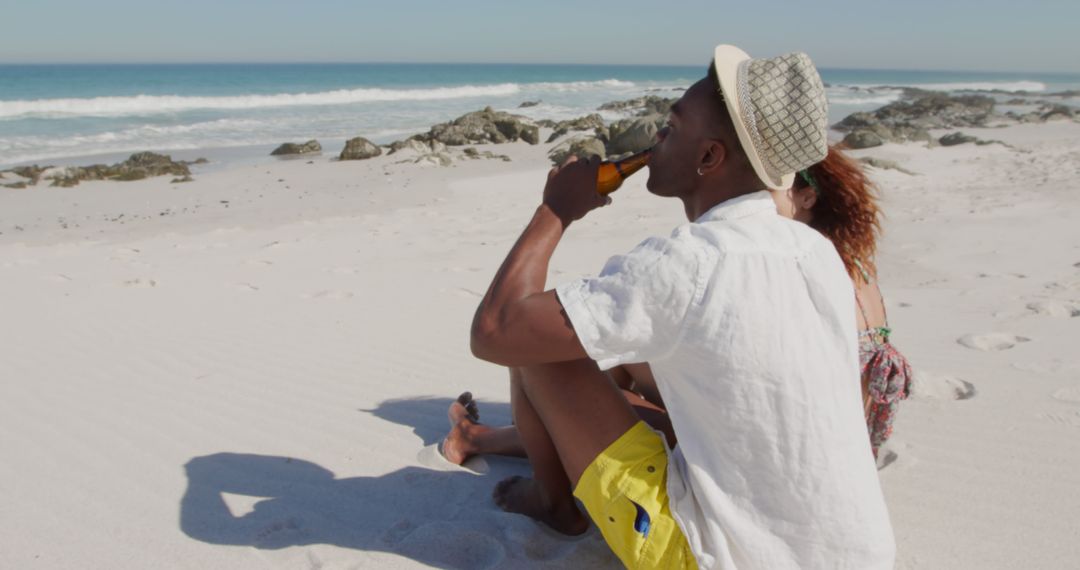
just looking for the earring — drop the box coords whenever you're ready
[696,167,704,176]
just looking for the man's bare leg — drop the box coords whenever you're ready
[444,364,675,465]
[492,358,641,533]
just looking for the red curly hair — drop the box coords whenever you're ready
[794,146,882,280]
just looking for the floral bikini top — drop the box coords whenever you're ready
[854,260,914,459]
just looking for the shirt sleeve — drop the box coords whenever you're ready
[555,233,704,370]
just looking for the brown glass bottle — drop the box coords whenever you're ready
[596,147,651,195]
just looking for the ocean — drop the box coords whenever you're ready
[2,63,1079,169]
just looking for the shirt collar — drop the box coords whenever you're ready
[693,190,777,224]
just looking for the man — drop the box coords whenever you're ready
[469,45,895,569]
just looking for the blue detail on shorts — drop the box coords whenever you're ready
[631,500,651,538]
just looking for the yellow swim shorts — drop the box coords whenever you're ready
[573,421,698,570]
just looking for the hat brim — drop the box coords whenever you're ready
[713,45,795,191]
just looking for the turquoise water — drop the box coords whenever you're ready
[2,63,1078,168]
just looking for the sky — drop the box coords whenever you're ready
[1,0,1076,73]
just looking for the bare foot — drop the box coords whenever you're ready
[442,392,482,465]
[457,391,480,422]
[493,476,589,536]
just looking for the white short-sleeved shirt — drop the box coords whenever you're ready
[556,191,895,570]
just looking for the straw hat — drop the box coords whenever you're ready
[712,45,828,190]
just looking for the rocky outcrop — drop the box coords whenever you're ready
[463,147,511,162]
[270,140,322,156]
[1,152,200,188]
[548,137,606,165]
[858,157,917,175]
[842,130,885,149]
[939,132,978,146]
[545,114,606,143]
[339,137,382,161]
[11,165,50,184]
[834,91,995,145]
[53,152,193,186]
[598,95,677,117]
[518,100,541,108]
[388,139,454,167]
[604,115,664,156]
[1040,104,1074,121]
[402,107,540,147]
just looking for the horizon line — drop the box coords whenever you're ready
[0,60,1078,76]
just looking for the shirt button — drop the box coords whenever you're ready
[647,466,656,473]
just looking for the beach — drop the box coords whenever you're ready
[2,93,1080,568]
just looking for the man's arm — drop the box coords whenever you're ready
[470,156,608,367]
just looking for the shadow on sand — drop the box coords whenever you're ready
[179,396,614,569]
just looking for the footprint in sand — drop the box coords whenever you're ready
[392,522,505,570]
[957,333,1030,351]
[1036,411,1080,428]
[1052,387,1080,404]
[121,278,158,288]
[381,519,417,545]
[301,290,355,300]
[416,443,490,474]
[325,266,361,275]
[1044,278,1080,293]
[230,282,260,292]
[253,517,305,548]
[499,515,599,562]
[911,371,976,400]
[454,287,484,299]
[1026,300,1080,318]
[876,449,899,471]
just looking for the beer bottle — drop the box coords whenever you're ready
[596,147,651,195]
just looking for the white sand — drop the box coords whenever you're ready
[1,122,1078,568]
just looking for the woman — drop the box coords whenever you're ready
[443,146,912,464]
[774,145,914,458]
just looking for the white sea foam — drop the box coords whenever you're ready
[528,79,637,92]
[826,86,905,106]
[0,80,641,120]
[852,80,1047,93]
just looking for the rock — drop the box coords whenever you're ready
[545,114,606,143]
[388,138,420,154]
[605,115,662,155]
[4,181,28,189]
[171,176,194,183]
[843,130,885,149]
[462,147,511,161]
[1008,110,1043,123]
[33,152,192,187]
[834,91,994,145]
[271,140,322,156]
[1047,89,1080,98]
[549,137,607,165]
[518,100,541,108]
[186,158,210,165]
[410,107,539,147]
[599,95,677,117]
[12,165,50,184]
[858,157,916,175]
[939,132,977,146]
[388,138,455,167]
[1041,104,1074,121]
[339,136,383,161]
